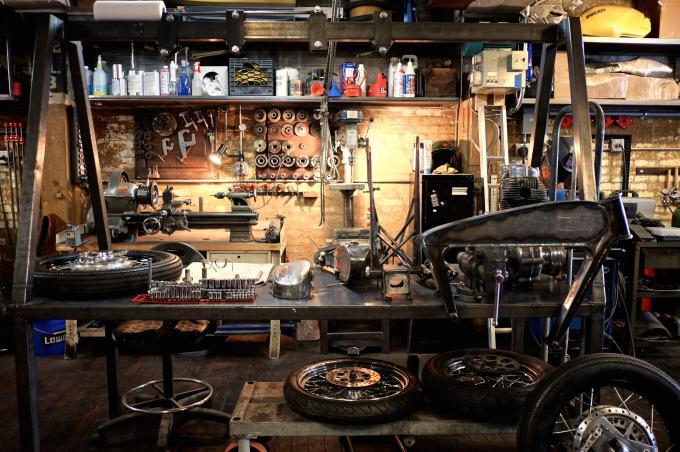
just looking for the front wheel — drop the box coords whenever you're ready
[283,358,422,424]
[518,353,680,452]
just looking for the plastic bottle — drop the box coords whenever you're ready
[85,66,93,96]
[177,60,190,96]
[93,55,107,97]
[169,61,178,95]
[160,65,170,96]
[387,57,399,97]
[357,64,367,96]
[404,61,416,97]
[143,70,160,96]
[191,62,202,96]
[393,62,404,98]
[127,70,142,96]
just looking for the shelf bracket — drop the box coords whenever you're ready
[157,12,181,58]
[309,9,328,52]
[225,10,245,54]
[372,11,393,56]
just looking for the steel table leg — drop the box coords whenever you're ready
[238,437,251,452]
[105,322,121,418]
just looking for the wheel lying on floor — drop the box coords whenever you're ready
[421,348,552,422]
[283,358,422,424]
[33,250,183,299]
[518,353,680,452]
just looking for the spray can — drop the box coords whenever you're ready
[387,57,399,97]
[404,61,416,97]
[276,68,288,96]
[393,62,404,97]
[143,70,160,96]
[357,64,367,96]
[191,62,202,96]
[160,65,170,96]
[111,64,126,96]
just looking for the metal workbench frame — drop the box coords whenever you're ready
[7,11,595,451]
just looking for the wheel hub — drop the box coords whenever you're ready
[574,406,657,452]
[54,251,141,271]
[325,367,381,388]
[463,354,521,374]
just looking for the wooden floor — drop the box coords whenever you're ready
[0,335,677,452]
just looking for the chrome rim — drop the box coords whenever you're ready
[444,353,539,388]
[297,360,410,401]
[550,386,674,452]
[44,251,151,272]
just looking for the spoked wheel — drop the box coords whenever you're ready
[421,348,552,422]
[33,250,183,299]
[518,354,680,452]
[283,358,422,424]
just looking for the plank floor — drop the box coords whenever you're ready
[0,335,677,452]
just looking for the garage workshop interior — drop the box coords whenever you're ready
[2,0,680,451]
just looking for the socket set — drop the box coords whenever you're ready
[143,277,257,303]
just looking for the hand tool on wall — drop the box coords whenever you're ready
[178,111,198,131]
[194,110,207,129]
[177,129,196,163]
[161,138,174,157]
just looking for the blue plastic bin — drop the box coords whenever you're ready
[33,320,66,356]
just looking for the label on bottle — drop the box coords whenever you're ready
[143,71,160,96]
[111,78,121,96]
[128,73,142,96]
[404,74,416,97]
[160,69,170,96]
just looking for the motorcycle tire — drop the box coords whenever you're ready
[421,348,552,422]
[518,353,680,452]
[283,358,422,424]
[33,250,183,299]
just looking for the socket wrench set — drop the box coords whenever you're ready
[135,277,257,304]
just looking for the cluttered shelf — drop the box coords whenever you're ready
[89,96,460,108]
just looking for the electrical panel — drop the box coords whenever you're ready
[471,48,528,94]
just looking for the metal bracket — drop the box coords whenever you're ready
[372,11,392,56]
[157,12,181,58]
[226,10,245,54]
[309,9,328,52]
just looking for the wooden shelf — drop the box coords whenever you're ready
[89,96,459,108]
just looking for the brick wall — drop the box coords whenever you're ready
[94,105,458,261]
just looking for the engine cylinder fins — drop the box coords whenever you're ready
[267,108,282,123]
[499,177,549,210]
[253,139,267,153]
[282,109,296,123]
[253,109,267,123]
[268,140,282,154]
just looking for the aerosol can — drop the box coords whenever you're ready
[404,61,416,97]
[387,57,399,97]
[393,62,404,97]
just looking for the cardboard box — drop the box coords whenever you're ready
[627,74,679,100]
[659,0,680,38]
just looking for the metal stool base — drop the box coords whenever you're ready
[122,377,213,414]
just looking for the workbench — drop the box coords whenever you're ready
[56,224,287,264]
[9,268,605,449]
[229,381,514,452]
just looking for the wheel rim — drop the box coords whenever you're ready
[297,360,410,401]
[444,352,539,388]
[42,251,155,272]
[550,386,673,452]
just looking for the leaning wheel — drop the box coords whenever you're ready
[518,353,680,452]
[33,250,183,299]
[283,358,422,424]
[421,348,552,422]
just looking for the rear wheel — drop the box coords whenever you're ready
[284,358,422,424]
[518,353,680,452]
[421,348,552,422]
